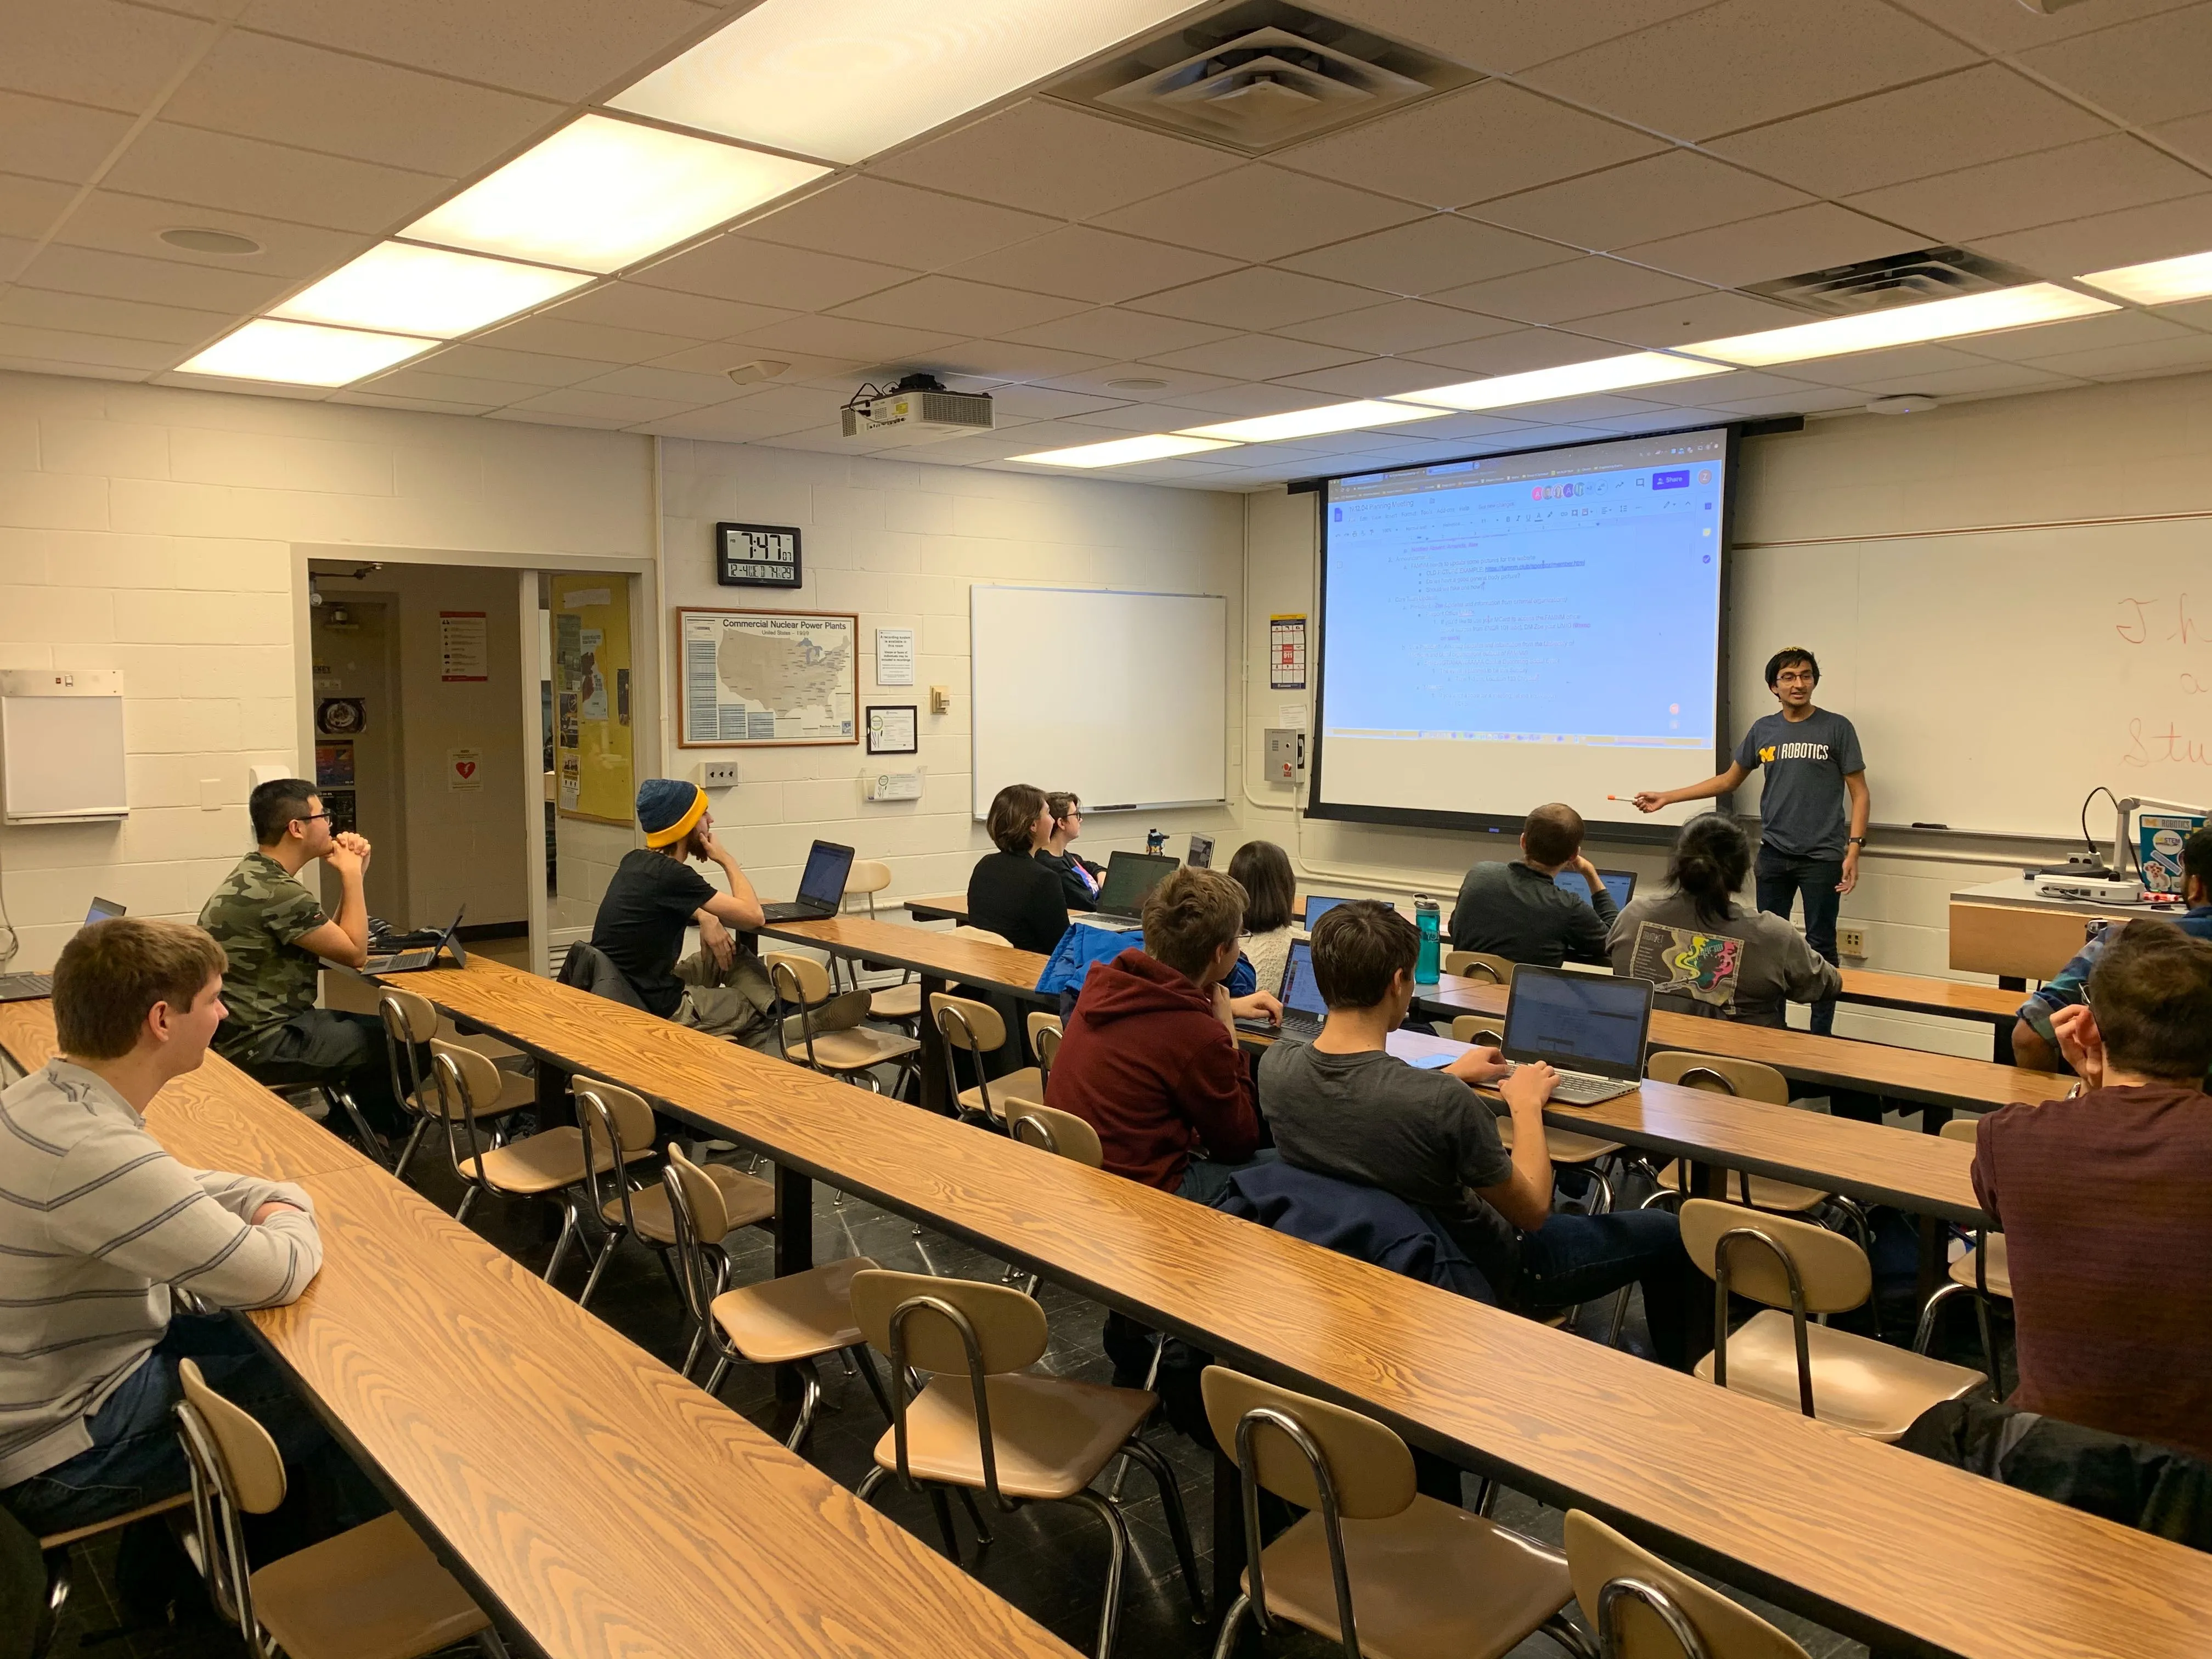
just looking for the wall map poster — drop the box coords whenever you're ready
[550,575,634,826]
[678,608,857,748]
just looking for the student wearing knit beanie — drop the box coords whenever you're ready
[586,779,764,1018]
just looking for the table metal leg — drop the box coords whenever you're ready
[1682,1159,1727,1365]
[771,1164,814,1430]
[918,973,951,1116]
[534,1063,571,1242]
[1991,1019,2015,1066]
[1997,975,2025,994]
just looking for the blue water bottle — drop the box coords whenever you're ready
[1414,894,1440,985]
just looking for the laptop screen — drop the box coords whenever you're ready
[1302,895,1351,928]
[1500,966,1651,1080]
[1553,868,1637,910]
[1096,851,1177,914]
[1280,939,1328,1019]
[83,897,126,927]
[797,841,854,907]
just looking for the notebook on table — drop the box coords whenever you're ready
[760,840,855,922]
[1495,964,1652,1105]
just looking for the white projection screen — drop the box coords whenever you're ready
[1308,428,1736,843]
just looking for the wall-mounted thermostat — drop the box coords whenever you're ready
[1263,727,1305,785]
[868,770,924,802]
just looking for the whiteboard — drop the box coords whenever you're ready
[971,586,1227,815]
[1729,517,2212,839]
[2,689,128,823]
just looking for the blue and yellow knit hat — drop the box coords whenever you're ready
[636,778,707,848]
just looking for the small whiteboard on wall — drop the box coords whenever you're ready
[1,670,128,824]
[971,586,1227,815]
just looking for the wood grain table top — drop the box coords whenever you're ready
[410,958,2212,1659]
[758,912,1056,997]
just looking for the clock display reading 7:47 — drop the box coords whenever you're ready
[715,521,803,589]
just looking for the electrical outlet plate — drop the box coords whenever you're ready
[698,760,740,789]
[1838,927,1866,957]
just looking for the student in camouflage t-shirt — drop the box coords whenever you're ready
[198,778,410,1138]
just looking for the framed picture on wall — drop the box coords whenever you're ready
[866,705,918,755]
[675,608,858,747]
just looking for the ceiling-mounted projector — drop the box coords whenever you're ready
[840,373,994,445]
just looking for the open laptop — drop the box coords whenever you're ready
[1496,963,1652,1105]
[363,907,467,974]
[0,898,128,1002]
[1237,937,1327,1042]
[1301,894,1354,929]
[760,839,854,922]
[1078,850,1180,930]
[1554,867,1638,910]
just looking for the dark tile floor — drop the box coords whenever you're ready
[52,1110,2008,1659]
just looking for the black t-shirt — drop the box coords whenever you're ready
[590,848,715,1017]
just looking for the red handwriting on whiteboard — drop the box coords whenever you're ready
[2186,674,2211,696]
[2116,595,2212,646]
[2117,597,2155,644]
[2124,719,2212,768]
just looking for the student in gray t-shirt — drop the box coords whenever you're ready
[1630,646,1869,1035]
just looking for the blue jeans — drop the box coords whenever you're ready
[1513,1209,1694,1371]
[1,1316,383,1542]
[1755,847,1842,1036]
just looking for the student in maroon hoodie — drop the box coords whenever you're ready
[1047,866,1283,1203]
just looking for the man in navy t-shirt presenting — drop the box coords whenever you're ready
[1633,647,1869,1035]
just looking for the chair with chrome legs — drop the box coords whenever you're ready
[661,1147,884,1449]
[1202,1367,1588,1659]
[375,988,530,1186]
[1565,1509,1810,1658]
[1025,1011,1063,1091]
[927,994,1043,1126]
[171,1360,506,1659]
[568,1080,691,1311]
[1912,1117,2010,1383]
[1444,950,1516,986]
[767,955,921,1094]
[845,858,923,1024]
[850,1269,1205,1659]
[431,1040,652,1286]
[1680,1199,1984,1440]
[1641,1054,1874,1242]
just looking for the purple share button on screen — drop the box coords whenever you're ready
[1650,469,1690,489]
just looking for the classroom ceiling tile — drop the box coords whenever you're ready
[50,190,373,281]
[0,92,134,186]
[546,283,795,341]
[1144,381,1337,417]
[1056,400,1237,432]
[0,287,233,347]
[832,275,1087,337]
[1708,66,2114,200]
[1575,290,1809,349]
[1276,299,1522,354]
[1972,193,2212,282]
[1761,342,1990,386]
[1269,356,1506,399]
[1846,136,2211,245]
[1847,359,2086,397]
[1026,362,1240,402]
[1000,306,1240,360]
[0,323,182,373]
[334,388,500,416]
[506,386,706,422]
[1274,82,1662,210]
[15,242,293,315]
[742,178,1059,269]
[1092,166,1427,264]
[417,341,612,387]
[230,0,718,102]
[0,236,34,285]
[569,364,749,405]
[645,344,864,385]
[160,30,561,178]
[1519,0,1979,143]
[476,314,704,365]
[730,313,968,363]
[2155,111,2212,171]
[1712,385,1867,416]
[1884,0,2201,55]
[867,99,1239,221]
[101,123,450,235]
[2022,333,2212,381]
[1470,151,1812,252]
[637,385,853,442]
[1616,205,1933,290]
[0,0,218,113]
[630,235,917,312]
[1962,308,2199,362]
[1316,0,1719,76]
[1278,215,1578,295]
[1429,257,1706,326]
[0,173,77,242]
[352,365,551,407]
[978,383,1130,420]
[1140,332,1371,380]
[1127,268,1385,331]
[2015,5,2212,127]
[945,225,1241,305]
[915,338,1116,383]
[1401,326,1629,376]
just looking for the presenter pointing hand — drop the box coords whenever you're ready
[1630,646,1868,1036]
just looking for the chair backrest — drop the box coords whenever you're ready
[1445,950,1514,984]
[850,1268,1046,1375]
[764,952,832,1005]
[1025,1009,1063,1073]
[1647,1052,1790,1106]
[783,986,870,1052]
[1449,1015,1504,1047]
[1939,1116,1978,1144]
[574,1080,657,1229]
[1200,1367,1415,1521]
[1009,1103,1102,1167]
[661,1148,727,1333]
[376,986,438,1044]
[1566,1510,1812,1659]
[176,1359,287,1515]
[952,924,1011,947]
[930,992,1007,1053]
[173,1360,285,1647]
[1679,1198,1870,1314]
[846,857,893,898]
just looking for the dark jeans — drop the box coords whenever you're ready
[1176,1147,1278,1206]
[1755,847,1842,1036]
[238,1009,414,1137]
[1511,1208,1695,1371]
[1,1316,383,1544]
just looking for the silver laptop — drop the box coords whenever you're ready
[0,897,127,1002]
[363,908,466,974]
[1497,964,1652,1105]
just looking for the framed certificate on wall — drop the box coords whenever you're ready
[866,704,918,755]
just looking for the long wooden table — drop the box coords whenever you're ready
[402,957,2212,1659]
[0,1000,1078,1659]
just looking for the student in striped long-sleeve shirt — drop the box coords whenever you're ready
[1,918,366,1541]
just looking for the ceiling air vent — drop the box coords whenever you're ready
[1047,1,1480,155]
[1744,247,2040,317]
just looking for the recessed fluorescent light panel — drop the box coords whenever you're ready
[1687,283,2115,366]
[403,114,827,273]
[177,319,438,386]
[270,242,591,338]
[1387,352,1729,412]
[2080,249,2212,305]
[612,0,1196,163]
[1012,433,1239,467]
[1178,401,1445,443]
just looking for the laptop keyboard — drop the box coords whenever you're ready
[0,972,54,1001]
[1549,1069,1634,1104]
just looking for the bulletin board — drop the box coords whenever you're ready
[550,573,635,827]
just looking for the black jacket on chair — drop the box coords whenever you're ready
[557,939,648,1009]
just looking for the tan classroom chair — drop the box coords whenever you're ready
[844,859,923,1022]
[376,988,523,1184]
[1565,1509,1812,1659]
[1912,1118,2010,1379]
[660,1148,885,1450]
[1451,1014,1627,1204]
[1641,1054,1872,1244]
[851,1270,1203,1659]
[1009,1103,1100,1168]
[1680,1199,1983,1440]
[1202,1367,1581,1659]
[568,1080,687,1310]
[951,924,1012,947]
[172,1361,503,1659]
[767,954,921,1093]
[1025,1011,1063,1088]
[430,1040,653,1287]
[1444,950,1516,985]
[928,993,1043,1125]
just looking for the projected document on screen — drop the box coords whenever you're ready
[1312,428,1729,830]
